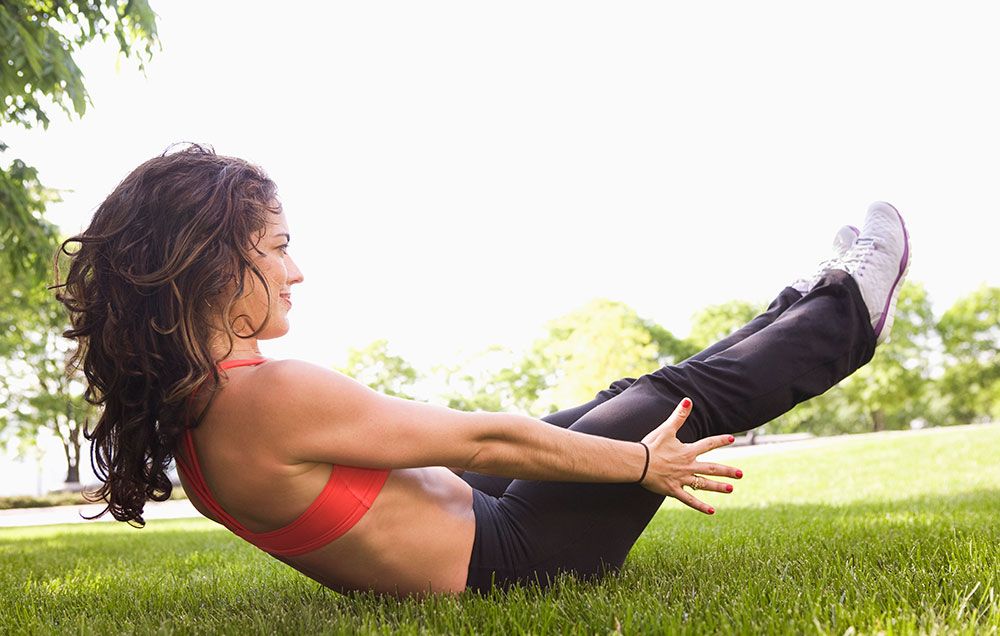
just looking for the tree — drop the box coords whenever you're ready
[686,300,766,352]
[0,152,60,278]
[433,346,526,413]
[0,254,90,486]
[427,299,690,417]
[647,320,700,367]
[337,339,419,400]
[513,299,678,414]
[936,285,1000,424]
[1,0,158,277]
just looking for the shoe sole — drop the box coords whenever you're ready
[871,202,910,344]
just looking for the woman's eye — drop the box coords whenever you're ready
[278,244,289,254]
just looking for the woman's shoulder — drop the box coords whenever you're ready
[237,358,372,412]
[250,358,348,386]
[216,359,372,462]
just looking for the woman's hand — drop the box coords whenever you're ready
[639,397,743,514]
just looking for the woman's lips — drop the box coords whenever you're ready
[280,295,292,308]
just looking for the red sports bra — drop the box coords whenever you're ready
[173,357,390,557]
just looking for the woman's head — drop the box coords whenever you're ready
[228,204,304,344]
[56,143,301,525]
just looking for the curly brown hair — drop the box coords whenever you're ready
[54,144,281,526]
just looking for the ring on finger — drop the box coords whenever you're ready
[690,475,705,491]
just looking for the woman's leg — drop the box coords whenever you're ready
[461,285,804,496]
[465,270,876,591]
[677,285,804,366]
[539,284,807,431]
[549,285,807,418]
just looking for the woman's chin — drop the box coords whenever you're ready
[258,320,291,340]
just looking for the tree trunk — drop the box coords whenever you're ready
[62,402,82,487]
[871,408,886,432]
[65,461,80,485]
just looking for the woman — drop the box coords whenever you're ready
[57,145,910,596]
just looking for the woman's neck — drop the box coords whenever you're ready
[211,336,262,362]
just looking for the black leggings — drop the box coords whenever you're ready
[460,270,876,592]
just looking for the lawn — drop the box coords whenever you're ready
[1,424,997,635]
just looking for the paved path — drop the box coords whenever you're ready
[703,421,993,461]
[0,498,199,528]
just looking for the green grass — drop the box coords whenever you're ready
[1,424,998,635]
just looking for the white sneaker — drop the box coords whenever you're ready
[790,225,861,294]
[831,201,911,345]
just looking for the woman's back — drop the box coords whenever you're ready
[176,361,334,533]
[175,359,478,595]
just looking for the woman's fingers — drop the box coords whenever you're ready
[647,398,743,512]
[686,476,734,494]
[672,474,735,514]
[662,397,693,434]
[673,487,715,515]
[690,433,737,456]
[691,461,743,480]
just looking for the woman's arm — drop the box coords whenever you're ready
[258,360,739,506]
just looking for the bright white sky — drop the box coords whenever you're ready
[3,1,999,494]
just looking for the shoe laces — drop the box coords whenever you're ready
[811,244,854,281]
[840,237,878,278]
[814,254,844,275]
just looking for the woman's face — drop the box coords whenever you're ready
[229,208,304,340]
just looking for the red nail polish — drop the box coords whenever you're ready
[708,507,715,515]
[735,470,743,478]
[726,484,733,493]
[728,435,735,443]
[681,398,691,409]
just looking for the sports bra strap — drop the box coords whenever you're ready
[175,357,269,533]
[218,357,269,371]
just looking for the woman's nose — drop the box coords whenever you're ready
[288,256,305,285]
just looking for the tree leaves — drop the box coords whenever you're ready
[0,153,61,281]
[526,299,664,414]
[1,0,159,279]
[337,338,420,399]
[937,286,1000,424]
[0,0,158,127]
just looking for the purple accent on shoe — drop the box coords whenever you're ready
[848,225,860,236]
[872,204,910,339]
